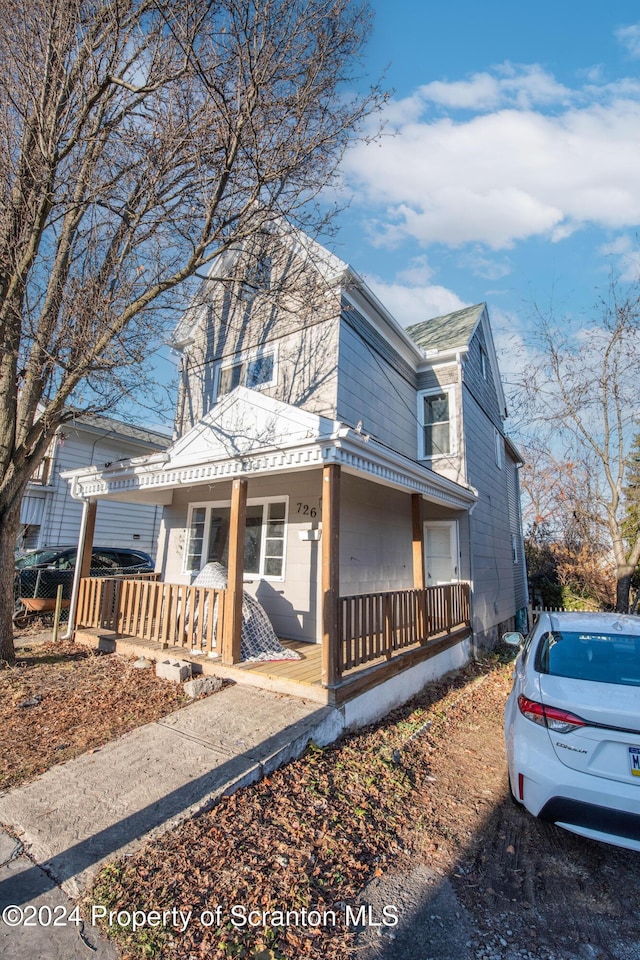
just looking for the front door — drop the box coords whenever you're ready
[424,521,459,585]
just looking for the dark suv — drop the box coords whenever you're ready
[14,546,155,611]
[15,546,154,574]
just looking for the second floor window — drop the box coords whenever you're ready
[240,255,272,301]
[420,389,453,458]
[217,351,276,397]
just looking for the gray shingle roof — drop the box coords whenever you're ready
[64,411,171,448]
[406,303,485,353]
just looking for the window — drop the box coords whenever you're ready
[535,631,640,687]
[512,534,519,564]
[240,255,272,301]
[495,429,504,469]
[216,350,276,398]
[419,388,454,459]
[184,499,287,579]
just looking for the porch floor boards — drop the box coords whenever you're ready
[239,640,322,684]
[73,629,330,703]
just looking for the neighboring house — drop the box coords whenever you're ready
[20,413,170,556]
[63,230,527,715]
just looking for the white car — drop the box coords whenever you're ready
[504,611,640,851]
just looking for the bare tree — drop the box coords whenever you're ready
[521,446,615,609]
[519,280,640,612]
[0,0,382,662]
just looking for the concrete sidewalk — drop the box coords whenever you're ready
[0,683,343,958]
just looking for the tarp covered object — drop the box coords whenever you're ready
[190,562,301,662]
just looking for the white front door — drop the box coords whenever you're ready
[424,521,459,585]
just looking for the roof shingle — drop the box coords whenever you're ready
[406,303,485,353]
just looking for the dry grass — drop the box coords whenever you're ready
[0,639,189,790]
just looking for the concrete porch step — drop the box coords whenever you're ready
[73,628,329,703]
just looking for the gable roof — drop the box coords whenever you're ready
[170,225,349,349]
[406,302,507,418]
[64,411,171,448]
[405,304,485,354]
[167,385,340,466]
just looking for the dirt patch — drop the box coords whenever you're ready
[0,640,190,790]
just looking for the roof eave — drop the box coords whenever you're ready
[62,427,477,512]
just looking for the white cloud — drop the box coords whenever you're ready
[616,24,640,58]
[419,64,572,111]
[396,255,434,285]
[364,276,467,327]
[342,64,640,251]
[599,233,640,281]
[459,250,512,280]
[419,73,502,111]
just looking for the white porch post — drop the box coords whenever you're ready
[62,498,97,640]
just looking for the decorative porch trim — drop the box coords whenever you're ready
[64,428,476,512]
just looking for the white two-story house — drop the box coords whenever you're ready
[64,229,527,717]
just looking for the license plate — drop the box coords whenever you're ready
[629,747,640,777]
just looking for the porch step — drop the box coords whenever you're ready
[73,629,223,677]
[72,629,329,704]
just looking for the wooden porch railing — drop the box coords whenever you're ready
[338,582,471,673]
[76,575,226,656]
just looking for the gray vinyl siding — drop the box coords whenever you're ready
[340,475,415,595]
[415,362,467,486]
[416,366,458,393]
[462,387,515,636]
[37,428,165,557]
[506,453,528,610]
[337,312,417,457]
[176,248,342,436]
[180,316,340,431]
[463,327,504,429]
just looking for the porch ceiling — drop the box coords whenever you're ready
[61,388,477,512]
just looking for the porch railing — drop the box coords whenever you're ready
[76,576,226,656]
[338,582,471,673]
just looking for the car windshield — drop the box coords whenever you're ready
[536,630,640,686]
[15,549,68,569]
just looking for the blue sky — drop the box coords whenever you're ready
[147,1,640,426]
[331,0,640,387]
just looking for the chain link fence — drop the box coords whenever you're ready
[13,566,145,627]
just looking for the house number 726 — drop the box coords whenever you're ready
[296,502,318,518]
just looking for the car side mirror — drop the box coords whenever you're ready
[502,631,525,647]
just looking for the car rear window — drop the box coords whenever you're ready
[15,549,66,568]
[536,631,640,686]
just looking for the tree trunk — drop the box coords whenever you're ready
[0,500,22,664]
[616,572,633,614]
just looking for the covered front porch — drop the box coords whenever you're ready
[74,559,471,706]
[64,389,477,705]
